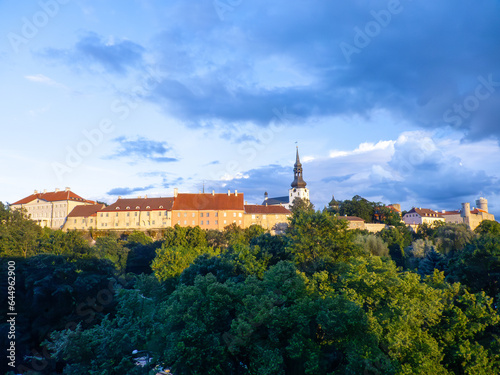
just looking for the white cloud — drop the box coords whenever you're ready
[24,74,68,90]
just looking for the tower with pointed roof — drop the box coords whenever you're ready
[287,146,310,208]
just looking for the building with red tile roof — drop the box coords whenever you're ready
[172,191,245,230]
[403,207,445,226]
[244,204,291,233]
[97,197,175,231]
[10,188,95,229]
[64,204,106,231]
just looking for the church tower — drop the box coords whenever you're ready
[287,147,310,208]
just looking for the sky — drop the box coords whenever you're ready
[1,0,500,218]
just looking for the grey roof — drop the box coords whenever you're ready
[261,196,289,205]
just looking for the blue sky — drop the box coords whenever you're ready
[1,0,500,217]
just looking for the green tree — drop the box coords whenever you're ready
[474,220,500,236]
[151,244,219,283]
[289,197,315,214]
[287,210,364,273]
[434,223,475,254]
[91,233,129,272]
[354,233,390,257]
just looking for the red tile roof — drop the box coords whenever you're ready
[441,210,460,215]
[12,190,94,205]
[406,207,444,218]
[101,197,175,212]
[68,204,106,218]
[244,205,291,214]
[172,193,244,211]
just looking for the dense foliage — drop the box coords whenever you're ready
[1,202,500,374]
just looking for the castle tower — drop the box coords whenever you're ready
[461,202,471,218]
[476,197,488,212]
[287,146,309,208]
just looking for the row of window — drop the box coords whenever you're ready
[100,211,168,217]
[100,221,167,227]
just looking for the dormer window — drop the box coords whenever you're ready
[116,207,120,210]
[136,206,140,209]
[159,206,163,209]
[126,206,130,210]
[146,206,151,209]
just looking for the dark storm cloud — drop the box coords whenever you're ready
[146,0,500,139]
[206,164,291,204]
[39,32,145,75]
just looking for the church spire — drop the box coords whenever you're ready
[291,146,307,188]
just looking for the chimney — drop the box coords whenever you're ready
[43,189,47,194]
[65,187,70,192]
[235,190,238,196]
[34,190,38,194]
[118,196,122,199]
[55,188,59,192]
[212,190,215,196]
[245,201,248,205]
[264,192,268,200]
[138,196,141,199]
[227,189,230,196]
[174,188,178,198]
[144,195,148,199]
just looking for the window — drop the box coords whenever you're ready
[233,213,236,217]
[126,223,130,226]
[206,220,209,225]
[224,212,227,217]
[177,221,180,225]
[90,219,93,223]
[100,213,103,217]
[192,213,196,217]
[135,212,138,216]
[184,220,187,225]
[252,215,255,219]
[215,220,218,225]
[192,220,195,225]
[177,213,180,217]
[184,213,187,217]
[263,215,267,219]
[238,213,242,217]
[224,220,227,224]
[115,223,118,226]
[106,213,109,217]
[116,213,118,216]
[82,219,85,224]
[147,212,150,216]
[126,206,130,210]
[158,212,162,216]
[215,212,218,217]
[127,212,130,217]
[74,219,77,223]
[152,221,155,225]
[206,213,209,217]
[239,220,241,224]
[159,205,163,209]
[200,213,203,217]
[201,220,204,225]
[137,222,140,226]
